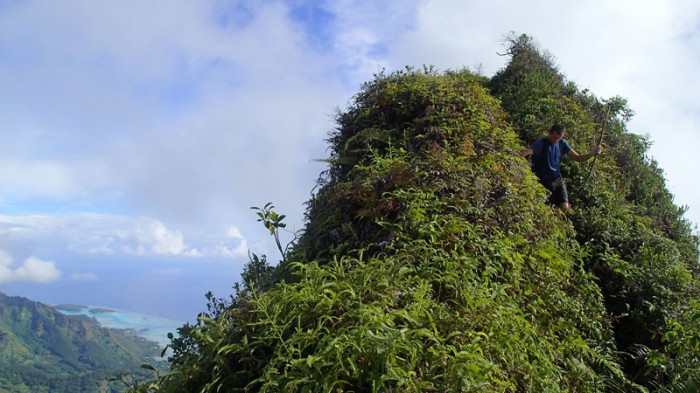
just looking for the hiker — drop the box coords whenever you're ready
[521,124,602,213]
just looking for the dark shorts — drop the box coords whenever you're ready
[539,176,569,205]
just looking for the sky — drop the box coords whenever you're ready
[0,0,698,322]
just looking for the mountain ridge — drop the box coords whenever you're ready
[137,34,699,392]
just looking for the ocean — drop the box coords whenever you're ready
[55,304,183,347]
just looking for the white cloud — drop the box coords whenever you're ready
[0,250,62,283]
[129,218,191,256]
[123,218,249,258]
[227,226,244,239]
[201,226,249,258]
[14,256,62,283]
[0,213,248,259]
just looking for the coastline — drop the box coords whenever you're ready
[55,304,182,347]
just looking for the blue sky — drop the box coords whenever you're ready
[0,0,699,322]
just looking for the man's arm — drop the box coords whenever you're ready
[567,145,603,162]
[522,139,540,158]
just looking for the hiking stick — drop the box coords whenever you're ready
[584,104,611,184]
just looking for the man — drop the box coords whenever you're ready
[522,124,602,213]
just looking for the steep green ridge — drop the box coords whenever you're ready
[144,36,698,392]
[488,35,700,388]
[0,292,162,393]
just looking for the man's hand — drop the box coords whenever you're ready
[568,145,602,162]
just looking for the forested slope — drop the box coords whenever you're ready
[139,35,699,392]
[0,292,162,393]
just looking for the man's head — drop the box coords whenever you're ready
[548,123,566,143]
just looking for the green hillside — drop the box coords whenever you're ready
[0,292,162,393]
[141,35,699,392]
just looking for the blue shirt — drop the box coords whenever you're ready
[531,138,571,180]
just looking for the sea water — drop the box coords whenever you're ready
[55,305,183,347]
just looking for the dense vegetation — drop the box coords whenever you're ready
[488,35,700,389]
[0,292,162,393]
[134,35,699,392]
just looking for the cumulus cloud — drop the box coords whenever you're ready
[0,213,248,259]
[14,256,62,283]
[0,250,61,283]
[128,218,192,256]
[201,226,249,258]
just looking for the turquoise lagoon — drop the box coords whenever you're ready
[55,304,182,347]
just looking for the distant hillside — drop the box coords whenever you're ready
[0,292,162,393]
